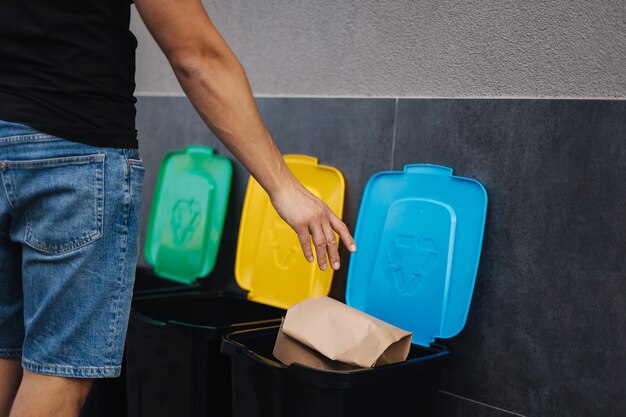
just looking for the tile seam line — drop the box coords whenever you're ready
[390,98,398,170]
[134,92,626,100]
[438,390,528,417]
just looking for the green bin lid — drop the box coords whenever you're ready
[144,146,232,283]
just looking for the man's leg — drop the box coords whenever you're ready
[9,371,92,417]
[0,359,22,417]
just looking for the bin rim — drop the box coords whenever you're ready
[131,291,284,335]
[132,288,241,303]
[133,266,203,297]
[221,325,451,389]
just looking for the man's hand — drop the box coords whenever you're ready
[270,178,356,271]
[134,0,356,269]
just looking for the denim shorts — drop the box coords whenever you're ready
[0,120,144,378]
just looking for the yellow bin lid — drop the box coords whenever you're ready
[235,155,345,309]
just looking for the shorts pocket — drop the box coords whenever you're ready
[1,153,105,254]
[128,158,145,214]
[128,158,145,193]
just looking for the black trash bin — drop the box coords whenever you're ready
[126,242,342,417]
[125,154,347,417]
[221,325,450,417]
[125,155,353,417]
[220,165,488,417]
[125,288,286,417]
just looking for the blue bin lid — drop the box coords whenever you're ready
[346,165,488,347]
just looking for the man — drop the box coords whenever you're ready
[0,0,356,416]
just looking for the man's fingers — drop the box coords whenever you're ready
[330,213,356,252]
[309,224,329,271]
[296,228,315,263]
[322,222,341,270]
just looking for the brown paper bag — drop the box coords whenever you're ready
[273,296,412,370]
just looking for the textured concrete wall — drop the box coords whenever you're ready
[131,0,625,98]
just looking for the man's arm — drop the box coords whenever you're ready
[133,0,355,271]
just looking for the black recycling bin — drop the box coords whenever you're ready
[125,153,347,416]
[221,325,451,417]
[219,165,488,417]
[125,291,284,417]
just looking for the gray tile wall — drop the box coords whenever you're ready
[135,96,626,417]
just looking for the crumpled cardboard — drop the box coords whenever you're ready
[273,296,412,370]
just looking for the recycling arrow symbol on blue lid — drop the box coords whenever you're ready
[387,234,438,295]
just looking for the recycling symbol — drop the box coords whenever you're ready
[171,198,202,245]
[268,217,301,270]
[387,235,438,295]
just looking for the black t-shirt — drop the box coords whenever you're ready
[0,0,138,148]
